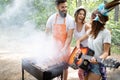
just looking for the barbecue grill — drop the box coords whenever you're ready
[22,58,67,80]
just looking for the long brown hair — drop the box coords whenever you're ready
[90,11,109,39]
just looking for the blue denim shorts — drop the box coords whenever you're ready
[90,64,101,75]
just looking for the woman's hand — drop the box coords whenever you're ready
[89,57,98,64]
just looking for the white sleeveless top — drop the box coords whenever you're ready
[74,23,88,47]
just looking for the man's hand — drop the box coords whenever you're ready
[76,48,81,57]
[61,47,67,55]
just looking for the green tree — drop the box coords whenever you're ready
[0,0,12,13]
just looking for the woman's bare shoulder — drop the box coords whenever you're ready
[84,22,91,31]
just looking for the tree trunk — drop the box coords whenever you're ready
[114,5,119,21]
[76,0,82,7]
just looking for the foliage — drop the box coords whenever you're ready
[67,0,76,16]
[111,44,120,54]
[107,21,120,46]
[105,8,120,46]
[0,0,12,13]
[0,0,120,51]
[71,37,76,47]
[31,0,56,30]
[70,0,120,54]
[83,0,120,48]
[31,0,76,30]
[32,0,76,29]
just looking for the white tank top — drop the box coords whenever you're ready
[74,23,88,47]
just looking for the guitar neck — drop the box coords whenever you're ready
[81,54,102,63]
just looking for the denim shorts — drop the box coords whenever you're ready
[90,64,101,75]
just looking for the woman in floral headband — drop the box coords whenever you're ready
[76,0,120,79]
[76,3,111,80]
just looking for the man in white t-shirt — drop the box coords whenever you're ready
[45,0,74,80]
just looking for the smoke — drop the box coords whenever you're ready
[0,0,36,53]
[0,0,34,27]
[0,0,62,67]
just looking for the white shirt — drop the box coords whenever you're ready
[74,23,88,47]
[88,28,111,57]
[46,12,75,32]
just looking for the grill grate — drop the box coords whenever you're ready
[22,58,67,80]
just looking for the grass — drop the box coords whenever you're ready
[111,45,120,55]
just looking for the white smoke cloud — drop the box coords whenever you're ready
[0,0,62,67]
[0,0,34,27]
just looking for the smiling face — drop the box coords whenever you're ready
[74,9,86,23]
[57,2,67,17]
[77,10,86,23]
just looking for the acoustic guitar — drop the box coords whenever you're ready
[68,46,120,70]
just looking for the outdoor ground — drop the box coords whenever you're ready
[0,50,120,80]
